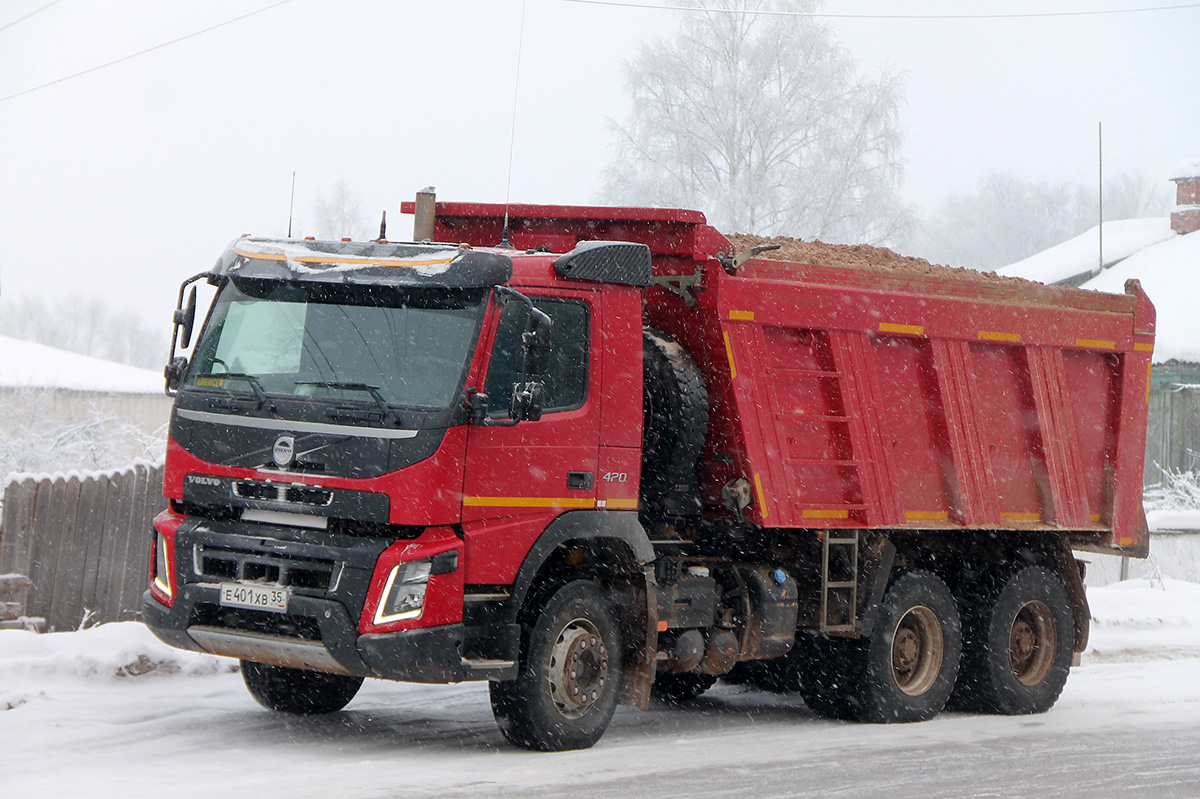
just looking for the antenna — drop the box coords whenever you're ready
[1098,122,1103,275]
[378,210,387,242]
[500,0,529,249]
[287,170,296,238]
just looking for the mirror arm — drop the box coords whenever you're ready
[165,271,209,396]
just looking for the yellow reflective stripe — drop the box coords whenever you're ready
[723,331,738,379]
[1001,512,1041,522]
[753,473,768,519]
[463,496,595,509]
[1090,513,1102,523]
[234,245,455,269]
[605,498,639,510]
[978,331,1021,343]
[803,509,849,520]
[905,510,948,521]
[729,310,755,321]
[878,322,924,335]
[1134,342,1155,352]
[1076,338,1116,350]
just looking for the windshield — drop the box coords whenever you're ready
[186,278,488,410]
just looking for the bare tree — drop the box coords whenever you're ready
[603,0,913,245]
[310,180,373,241]
[915,171,1174,271]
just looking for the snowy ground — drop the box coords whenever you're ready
[2,579,1199,799]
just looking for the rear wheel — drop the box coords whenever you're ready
[652,672,717,703]
[954,566,1074,715]
[848,569,961,723]
[490,581,624,751]
[241,661,363,715]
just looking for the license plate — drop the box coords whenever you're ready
[219,582,290,613]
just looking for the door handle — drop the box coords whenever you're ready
[567,472,594,490]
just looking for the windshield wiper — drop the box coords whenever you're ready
[295,381,397,424]
[206,372,272,411]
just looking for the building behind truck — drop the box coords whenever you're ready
[142,194,1154,750]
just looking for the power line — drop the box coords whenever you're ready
[555,0,1200,19]
[0,0,65,35]
[0,0,296,104]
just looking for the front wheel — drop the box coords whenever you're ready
[241,660,363,715]
[490,581,624,751]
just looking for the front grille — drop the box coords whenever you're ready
[196,545,337,591]
[193,603,323,641]
[233,481,334,507]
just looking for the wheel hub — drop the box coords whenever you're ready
[890,605,944,696]
[547,617,610,719]
[1009,600,1056,686]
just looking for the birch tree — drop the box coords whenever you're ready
[603,0,913,245]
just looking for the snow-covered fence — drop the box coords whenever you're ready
[0,461,165,631]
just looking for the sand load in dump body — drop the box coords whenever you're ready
[404,199,1155,558]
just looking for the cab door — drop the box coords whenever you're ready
[460,289,601,586]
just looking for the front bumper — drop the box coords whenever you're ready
[143,585,467,682]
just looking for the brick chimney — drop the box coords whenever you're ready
[1171,158,1200,234]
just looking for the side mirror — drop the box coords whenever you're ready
[174,286,197,349]
[522,308,552,375]
[165,356,188,392]
[510,381,546,422]
[166,271,208,395]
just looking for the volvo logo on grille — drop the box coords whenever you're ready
[272,435,296,468]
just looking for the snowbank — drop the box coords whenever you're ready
[0,621,230,684]
[1085,578,1200,661]
[0,334,164,394]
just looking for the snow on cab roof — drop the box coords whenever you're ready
[217,237,514,288]
[0,335,163,394]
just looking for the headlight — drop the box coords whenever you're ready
[373,559,432,624]
[153,532,172,599]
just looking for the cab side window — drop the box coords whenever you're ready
[485,298,589,416]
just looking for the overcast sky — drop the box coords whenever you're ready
[1,0,1197,338]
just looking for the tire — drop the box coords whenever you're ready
[792,633,862,720]
[490,581,624,751]
[953,566,1074,715]
[844,569,962,723]
[241,660,363,715]
[640,330,708,517]
[652,671,717,703]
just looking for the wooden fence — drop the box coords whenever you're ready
[0,461,165,631]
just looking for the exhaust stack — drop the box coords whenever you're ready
[412,186,436,242]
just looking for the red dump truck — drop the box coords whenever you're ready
[143,197,1154,750]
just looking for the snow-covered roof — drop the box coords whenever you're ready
[1170,157,1200,181]
[0,336,164,394]
[995,218,1174,286]
[1077,230,1200,364]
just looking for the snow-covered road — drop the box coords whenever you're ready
[3,579,1199,799]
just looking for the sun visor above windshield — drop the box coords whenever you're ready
[211,238,513,288]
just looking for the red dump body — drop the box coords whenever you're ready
[404,200,1155,556]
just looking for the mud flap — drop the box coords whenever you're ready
[619,564,659,710]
